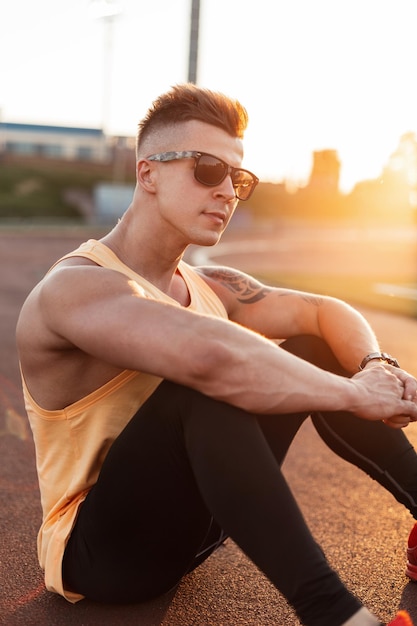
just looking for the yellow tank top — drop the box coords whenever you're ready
[22,240,227,602]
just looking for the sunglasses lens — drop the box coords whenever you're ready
[195,154,227,186]
[194,153,257,201]
[231,170,256,201]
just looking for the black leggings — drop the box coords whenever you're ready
[63,336,417,626]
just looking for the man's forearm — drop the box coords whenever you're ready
[316,298,380,374]
[185,317,415,422]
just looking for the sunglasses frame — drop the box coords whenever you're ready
[147,150,259,201]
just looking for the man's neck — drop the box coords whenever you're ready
[101,212,189,302]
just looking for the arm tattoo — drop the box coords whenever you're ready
[269,291,324,307]
[202,267,271,304]
[300,294,324,306]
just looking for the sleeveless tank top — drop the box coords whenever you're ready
[22,239,227,601]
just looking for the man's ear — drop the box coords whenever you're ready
[136,159,157,193]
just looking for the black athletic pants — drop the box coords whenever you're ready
[63,336,417,626]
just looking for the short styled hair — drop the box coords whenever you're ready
[136,83,248,158]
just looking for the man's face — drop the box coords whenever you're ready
[145,120,246,248]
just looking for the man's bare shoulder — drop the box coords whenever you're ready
[29,257,138,306]
[17,259,140,352]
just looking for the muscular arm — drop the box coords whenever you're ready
[17,264,417,423]
[198,265,381,375]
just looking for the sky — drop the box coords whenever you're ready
[1,0,417,191]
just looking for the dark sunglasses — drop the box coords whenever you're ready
[147,151,259,201]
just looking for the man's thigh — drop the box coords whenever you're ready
[63,381,217,603]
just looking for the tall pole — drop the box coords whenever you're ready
[101,14,116,134]
[90,0,121,133]
[188,0,200,84]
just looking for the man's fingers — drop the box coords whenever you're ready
[388,365,417,401]
[383,415,411,429]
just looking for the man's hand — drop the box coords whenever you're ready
[351,364,417,429]
[392,365,417,402]
[382,364,417,428]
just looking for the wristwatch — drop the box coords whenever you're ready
[359,352,400,370]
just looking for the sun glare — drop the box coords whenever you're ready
[1,0,416,196]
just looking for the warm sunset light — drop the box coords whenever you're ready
[1,0,416,192]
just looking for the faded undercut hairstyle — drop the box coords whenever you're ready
[136,83,248,158]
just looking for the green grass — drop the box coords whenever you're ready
[255,272,417,318]
[0,157,135,219]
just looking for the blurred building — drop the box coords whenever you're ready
[0,122,108,161]
[292,149,345,219]
[307,149,341,193]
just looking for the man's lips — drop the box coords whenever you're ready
[203,211,227,225]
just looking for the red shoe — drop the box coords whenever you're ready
[387,610,414,625]
[406,522,417,581]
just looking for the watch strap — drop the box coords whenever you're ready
[359,352,400,370]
